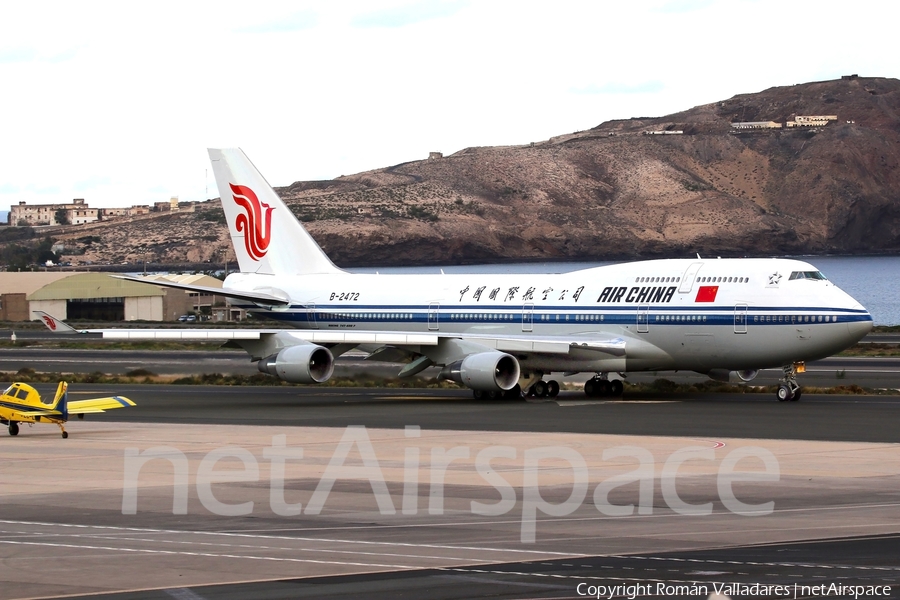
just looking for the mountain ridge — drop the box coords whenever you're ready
[16,76,900,268]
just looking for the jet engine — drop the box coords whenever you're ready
[707,369,759,383]
[440,351,520,392]
[258,343,335,384]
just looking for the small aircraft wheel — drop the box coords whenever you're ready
[776,385,793,402]
[9,422,19,436]
[533,380,548,398]
[610,379,624,396]
[547,380,560,397]
[62,431,68,439]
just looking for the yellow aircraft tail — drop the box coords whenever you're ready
[50,381,68,420]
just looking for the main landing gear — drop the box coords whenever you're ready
[776,363,803,402]
[473,385,529,400]
[528,379,560,399]
[8,422,19,436]
[584,375,624,398]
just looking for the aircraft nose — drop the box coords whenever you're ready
[847,310,874,343]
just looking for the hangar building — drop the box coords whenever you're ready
[0,272,224,322]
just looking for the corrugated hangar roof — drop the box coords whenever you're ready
[27,273,165,300]
[0,272,75,296]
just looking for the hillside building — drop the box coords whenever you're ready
[731,121,783,130]
[153,197,180,212]
[9,199,98,226]
[100,205,151,219]
[786,115,838,127]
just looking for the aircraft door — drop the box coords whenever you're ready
[679,262,704,294]
[734,304,748,334]
[637,305,650,333]
[428,302,440,331]
[522,303,534,332]
[307,303,318,329]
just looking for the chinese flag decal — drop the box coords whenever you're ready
[695,286,719,302]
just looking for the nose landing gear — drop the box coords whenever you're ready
[776,363,804,402]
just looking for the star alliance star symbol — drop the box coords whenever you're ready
[769,272,782,285]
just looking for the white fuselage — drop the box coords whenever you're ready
[224,257,872,374]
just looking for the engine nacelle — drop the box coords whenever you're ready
[258,343,334,384]
[440,351,520,392]
[707,368,760,383]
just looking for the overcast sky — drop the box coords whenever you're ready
[2,0,897,210]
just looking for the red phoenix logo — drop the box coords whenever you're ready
[230,184,274,261]
[42,315,57,331]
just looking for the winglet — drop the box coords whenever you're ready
[33,311,84,334]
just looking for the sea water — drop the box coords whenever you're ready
[351,256,900,325]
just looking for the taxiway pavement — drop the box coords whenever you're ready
[1,386,899,599]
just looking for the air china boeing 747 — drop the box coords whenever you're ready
[40,148,873,402]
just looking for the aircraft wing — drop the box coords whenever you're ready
[34,309,625,355]
[67,396,135,413]
[34,312,439,344]
[457,333,626,356]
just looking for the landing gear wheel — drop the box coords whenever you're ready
[472,389,484,400]
[532,380,549,398]
[8,422,19,436]
[586,376,622,398]
[610,379,624,397]
[547,380,560,397]
[777,363,803,403]
[503,384,523,400]
[62,431,68,439]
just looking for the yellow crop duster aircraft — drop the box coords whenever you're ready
[0,381,135,438]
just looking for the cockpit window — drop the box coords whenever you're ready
[789,271,828,281]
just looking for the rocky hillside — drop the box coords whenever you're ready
[29,76,900,267]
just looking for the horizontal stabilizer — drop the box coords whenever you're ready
[112,275,291,306]
[67,396,135,413]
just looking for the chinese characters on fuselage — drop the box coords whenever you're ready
[456,284,677,304]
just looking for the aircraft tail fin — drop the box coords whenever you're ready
[33,311,82,334]
[208,148,344,276]
[51,382,68,420]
